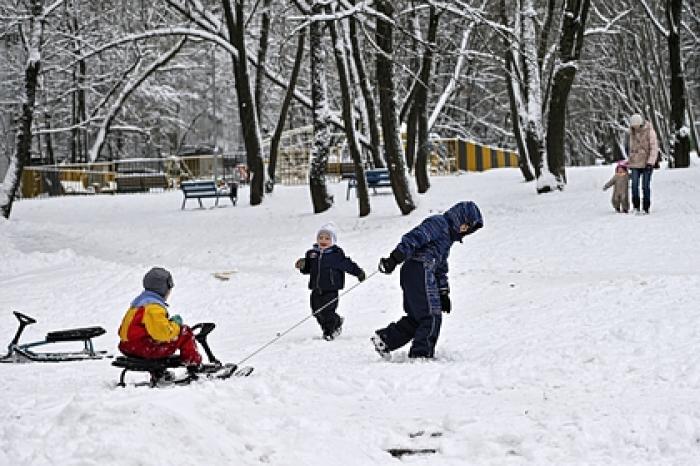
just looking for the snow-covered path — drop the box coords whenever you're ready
[1,164,699,465]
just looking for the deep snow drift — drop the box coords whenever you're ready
[1,163,699,465]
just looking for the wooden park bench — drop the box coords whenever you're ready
[346,168,391,200]
[180,180,238,210]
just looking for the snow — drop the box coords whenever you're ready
[2,165,700,465]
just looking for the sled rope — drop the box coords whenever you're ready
[236,270,379,366]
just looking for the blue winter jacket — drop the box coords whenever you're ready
[300,244,363,292]
[394,201,483,291]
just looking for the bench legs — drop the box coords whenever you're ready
[180,192,237,210]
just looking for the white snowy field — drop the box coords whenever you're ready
[1,162,700,466]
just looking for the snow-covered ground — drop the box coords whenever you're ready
[1,163,700,465]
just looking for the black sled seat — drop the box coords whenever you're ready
[112,355,183,387]
[0,311,109,363]
[46,327,105,342]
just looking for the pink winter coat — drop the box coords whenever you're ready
[628,123,658,169]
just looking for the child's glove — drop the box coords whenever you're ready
[169,314,183,326]
[379,250,405,274]
[357,270,366,282]
[379,257,396,274]
[440,291,451,314]
[295,258,305,269]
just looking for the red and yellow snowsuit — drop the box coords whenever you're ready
[118,291,202,365]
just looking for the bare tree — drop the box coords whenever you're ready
[307,1,334,213]
[348,1,384,169]
[328,6,370,216]
[413,5,440,194]
[89,39,187,162]
[375,0,415,215]
[267,29,306,192]
[546,0,591,184]
[1,0,47,219]
[254,0,273,125]
[666,0,691,167]
[221,0,266,205]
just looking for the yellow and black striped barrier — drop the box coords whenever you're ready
[441,139,518,172]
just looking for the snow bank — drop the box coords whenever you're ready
[1,165,700,465]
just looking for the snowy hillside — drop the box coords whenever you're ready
[1,164,700,465]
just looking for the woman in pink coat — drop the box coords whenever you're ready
[627,114,658,214]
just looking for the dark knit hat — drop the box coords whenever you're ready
[143,267,174,297]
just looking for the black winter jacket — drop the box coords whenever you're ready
[300,245,363,292]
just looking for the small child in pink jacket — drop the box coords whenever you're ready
[603,161,630,213]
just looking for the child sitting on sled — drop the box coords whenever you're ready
[118,267,203,368]
[603,161,630,214]
[295,223,366,340]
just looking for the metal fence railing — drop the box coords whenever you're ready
[19,138,519,199]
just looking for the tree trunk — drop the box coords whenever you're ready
[222,0,265,205]
[0,0,44,219]
[375,0,415,215]
[348,4,383,168]
[414,6,439,194]
[70,71,78,163]
[267,29,305,193]
[254,0,272,125]
[78,57,87,161]
[505,53,535,182]
[545,0,590,185]
[66,0,86,163]
[520,0,553,193]
[404,5,422,173]
[500,0,535,182]
[308,3,333,213]
[329,8,370,217]
[44,110,55,165]
[666,0,690,168]
[405,105,418,171]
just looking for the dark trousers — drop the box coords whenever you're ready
[631,167,653,211]
[377,260,442,358]
[311,290,341,336]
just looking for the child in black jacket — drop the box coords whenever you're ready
[295,223,365,340]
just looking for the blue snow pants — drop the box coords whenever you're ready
[378,259,442,358]
[631,166,653,211]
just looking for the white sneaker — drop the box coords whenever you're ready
[371,333,391,360]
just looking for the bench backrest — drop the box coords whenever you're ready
[181,180,217,196]
[366,169,390,184]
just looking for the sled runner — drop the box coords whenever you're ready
[113,322,253,387]
[0,311,109,363]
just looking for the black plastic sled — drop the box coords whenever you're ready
[0,311,110,363]
[113,322,253,388]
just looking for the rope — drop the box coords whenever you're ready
[235,270,380,366]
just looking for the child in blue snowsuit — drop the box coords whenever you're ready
[373,201,483,359]
[296,223,366,340]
